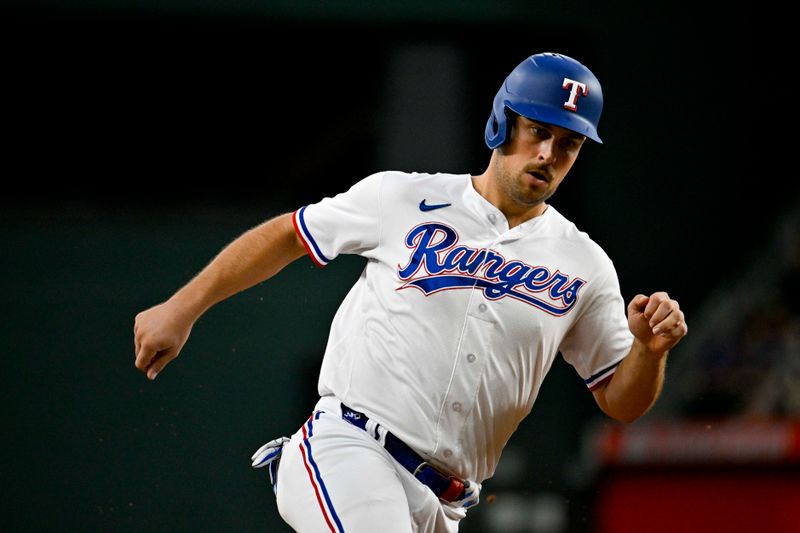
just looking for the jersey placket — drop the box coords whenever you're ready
[432,228,503,467]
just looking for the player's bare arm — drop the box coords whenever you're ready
[591,292,687,423]
[134,213,307,380]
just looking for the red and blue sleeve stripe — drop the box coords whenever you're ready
[293,206,331,268]
[585,359,623,390]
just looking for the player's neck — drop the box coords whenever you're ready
[471,174,547,229]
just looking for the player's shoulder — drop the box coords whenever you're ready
[545,206,615,267]
[321,170,466,208]
[376,170,470,197]
[379,170,467,185]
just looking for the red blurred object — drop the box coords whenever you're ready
[592,419,800,466]
[590,419,800,533]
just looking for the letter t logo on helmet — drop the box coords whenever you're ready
[484,52,604,149]
[561,78,588,112]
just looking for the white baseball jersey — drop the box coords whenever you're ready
[292,171,632,484]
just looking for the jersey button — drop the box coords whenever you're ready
[478,303,487,312]
[466,353,477,363]
[452,401,462,412]
[443,449,453,458]
[488,213,497,223]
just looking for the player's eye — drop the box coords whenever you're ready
[530,126,550,140]
[560,137,584,151]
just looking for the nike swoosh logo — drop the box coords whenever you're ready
[419,199,452,212]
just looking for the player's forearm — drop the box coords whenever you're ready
[597,339,667,423]
[168,212,306,320]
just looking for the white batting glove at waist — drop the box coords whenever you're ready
[251,436,290,493]
[447,480,481,510]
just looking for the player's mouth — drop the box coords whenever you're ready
[526,169,551,185]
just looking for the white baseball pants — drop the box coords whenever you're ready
[273,396,463,533]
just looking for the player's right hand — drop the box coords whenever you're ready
[133,300,195,380]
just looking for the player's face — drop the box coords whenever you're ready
[493,116,585,207]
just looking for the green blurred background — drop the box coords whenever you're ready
[2,1,796,532]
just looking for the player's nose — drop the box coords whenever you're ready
[536,138,557,165]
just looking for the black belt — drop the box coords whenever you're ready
[340,403,466,503]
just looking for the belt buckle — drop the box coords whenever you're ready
[412,461,465,503]
[412,461,431,478]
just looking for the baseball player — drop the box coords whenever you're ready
[134,52,687,532]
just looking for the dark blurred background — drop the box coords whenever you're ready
[2,1,798,532]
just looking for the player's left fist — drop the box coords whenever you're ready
[627,292,687,356]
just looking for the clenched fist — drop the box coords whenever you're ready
[627,292,687,356]
[134,300,195,380]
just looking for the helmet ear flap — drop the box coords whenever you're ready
[485,104,508,149]
[485,107,519,150]
[503,108,518,142]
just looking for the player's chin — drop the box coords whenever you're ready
[522,177,554,200]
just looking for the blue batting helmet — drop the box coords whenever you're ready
[485,52,604,148]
